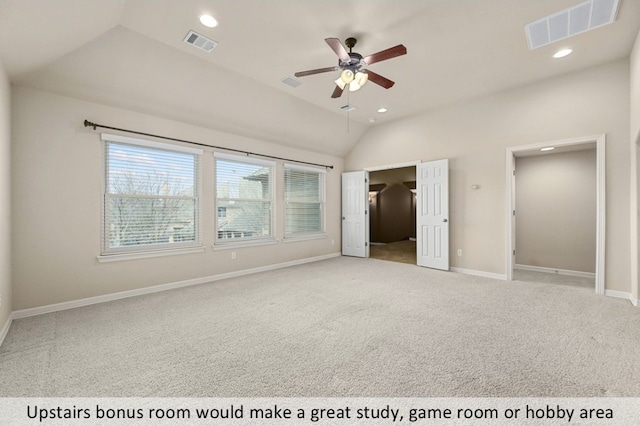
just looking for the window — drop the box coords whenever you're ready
[102,134,201,255]
[215,153,274,244]
[284,164,325,238]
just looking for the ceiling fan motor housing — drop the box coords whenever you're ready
[339,52,365,72]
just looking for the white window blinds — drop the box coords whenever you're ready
[284,164,325,237]
[102,135,201,254]
[215,154,274,243]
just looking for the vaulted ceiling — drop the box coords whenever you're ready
[1,0,639,157]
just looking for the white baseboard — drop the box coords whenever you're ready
[0,315,11,349]
[604,289,633,302]
[12,253,341,320]
[632,298,638,307]
[450,267,507,281]
[515,264,595,279]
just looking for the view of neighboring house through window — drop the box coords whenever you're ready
[284,164,325,238]
[102,134,201,254]
[215,153,274,243]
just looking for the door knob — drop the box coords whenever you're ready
[443,218,448,222]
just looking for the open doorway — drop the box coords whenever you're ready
[506,135,605,295]
[514,146,596,289]
[368,166,417,265]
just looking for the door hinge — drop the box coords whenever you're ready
[513,250,516,256]
[365,242,369,247]
[513,210,516,216]
[364,210,368,215]
[513,170,516,176]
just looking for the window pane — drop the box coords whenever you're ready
[215,156,274,243]
[216,200,271,239]
[285,202,322,234]
[107,197,196,248]
[284,167,325,237]
[108,143,195,197]
[285,169,320,201]
[104,141,199,254]
[216,159,271,200]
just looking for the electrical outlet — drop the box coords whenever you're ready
[231,252,236,260]
[457,249,462,257]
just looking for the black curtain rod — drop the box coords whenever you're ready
[83,120,334,170]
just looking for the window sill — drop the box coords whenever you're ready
[97,246,205,263]
[213,239,278,250]
[283,234,327,243]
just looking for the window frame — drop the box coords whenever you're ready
[101,133,202,256]
[283,163,327,240]
[213,152,276,247]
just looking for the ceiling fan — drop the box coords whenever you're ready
[294,37,407,98]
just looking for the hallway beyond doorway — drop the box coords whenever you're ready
[370,240,416,265]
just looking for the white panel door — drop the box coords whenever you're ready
[342,171,369,258]
[417,159,449,270]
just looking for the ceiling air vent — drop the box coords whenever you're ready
[183,30,218,52]
[340,104,356,112]
[281,76,302,88]
[525,0,620,50]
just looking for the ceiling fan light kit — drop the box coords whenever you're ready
[335,69,368,92]
[294,36,407,98]
[340,69,355,84]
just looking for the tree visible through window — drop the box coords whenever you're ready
[103,138,200,254]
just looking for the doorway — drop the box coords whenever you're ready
[342,160,450,271]
[368,166,417,265]
[506,135,605,295]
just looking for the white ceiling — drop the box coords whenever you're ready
[1,0,639,157]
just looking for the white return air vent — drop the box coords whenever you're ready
[183,30,218,52]
[281,76,302,88]
[525,0,620,50]
[340,104,356,112]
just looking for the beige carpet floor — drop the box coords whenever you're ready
[1,256,639,397]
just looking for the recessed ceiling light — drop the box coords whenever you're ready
[540,147,555,151]
[377,107,388,113]
[553,48,572,58]
[369,118,376,124]
[199,14,218,28]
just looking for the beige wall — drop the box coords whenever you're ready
[630,30,640,304]
[515,149,596,273]
[345,59,631,292]
[632,30,640,143]
[11,86,343,310]
[0,62,11,328]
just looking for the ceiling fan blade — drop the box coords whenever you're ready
[325,38,350,61]
[331,85,344,98]
[294,66,339,77]
[363,44,407,65]
[365,70,395,89]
